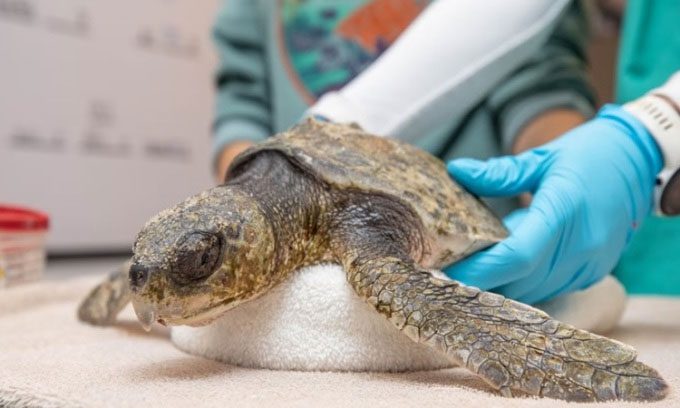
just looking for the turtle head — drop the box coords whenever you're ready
[128,185,275,330]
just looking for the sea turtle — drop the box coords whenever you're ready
[78,119,667,402]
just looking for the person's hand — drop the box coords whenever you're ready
[215,141,254,182]
[444,105,663,304]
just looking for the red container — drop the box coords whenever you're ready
[0,205,49,287]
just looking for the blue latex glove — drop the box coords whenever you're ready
[444,105,663,304]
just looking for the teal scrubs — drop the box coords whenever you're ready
[614,0,680,295]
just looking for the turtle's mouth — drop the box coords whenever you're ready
[131,295,246,330]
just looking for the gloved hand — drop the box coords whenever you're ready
[444,105,663,304]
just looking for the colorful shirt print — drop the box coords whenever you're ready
[280,0,429,100]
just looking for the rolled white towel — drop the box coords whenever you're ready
[172,264,626,372]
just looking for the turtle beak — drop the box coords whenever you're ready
[131,297,156,332]
[128,261,157,331]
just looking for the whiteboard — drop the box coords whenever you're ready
[0,0,220,252]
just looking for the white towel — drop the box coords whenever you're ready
[172,264,626,371]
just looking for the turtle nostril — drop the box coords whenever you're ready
[129,263,149,290]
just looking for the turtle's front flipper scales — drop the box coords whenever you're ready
[77,260,132,326]
[345,257,668,402]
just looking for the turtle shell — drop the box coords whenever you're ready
[228,119,507,268]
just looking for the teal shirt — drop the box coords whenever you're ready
[212,0,595,215]
[617,0,680,103]
[614,0,680,295]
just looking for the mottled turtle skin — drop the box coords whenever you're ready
[79,119,667,402]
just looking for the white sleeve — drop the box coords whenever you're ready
[624,72,680,169]
[307,0,570,143]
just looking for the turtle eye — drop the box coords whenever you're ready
[172,232,223,284]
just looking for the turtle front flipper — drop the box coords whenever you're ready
[330,193,667,402]
[344,256,668,401]
[77,260,132,326]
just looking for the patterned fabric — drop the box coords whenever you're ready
[280,0,428,99]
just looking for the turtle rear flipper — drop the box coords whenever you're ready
[344,256,667,401]
[77,260,132,326]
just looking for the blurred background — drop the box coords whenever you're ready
[0,0,218,255]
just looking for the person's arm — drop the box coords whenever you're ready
[212,0,270,180]
[217,141,255,180]
[307,0,570,142]
[511,109,586,206]
[513,109,586,152]
[485,1,593,205]
[488,0,595,154]
[443,73,680,304]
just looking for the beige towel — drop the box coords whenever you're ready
[1,275,678,407]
